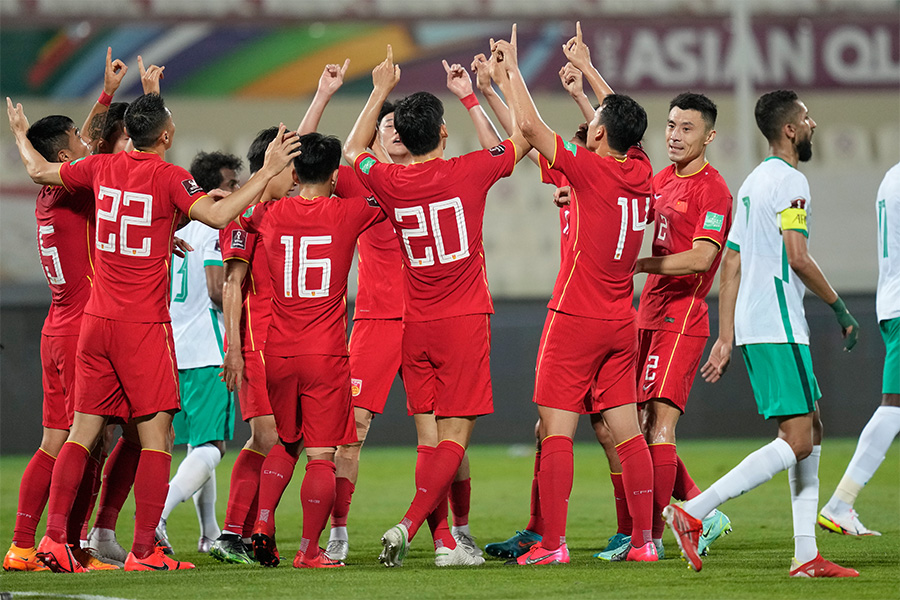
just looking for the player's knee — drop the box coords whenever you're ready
[788,438,813,461]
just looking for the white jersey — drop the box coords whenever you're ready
[728,157,811,345]
[877,162,900,322]
[170,220,226,369]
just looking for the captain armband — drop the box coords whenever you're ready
[779,207,808,236]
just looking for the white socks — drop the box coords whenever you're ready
[789,445,820,563]
[685,437,796,519]
[825,406,900,512]
[329,526,348,543]
[193,468,220,540]
[162,443,222,520]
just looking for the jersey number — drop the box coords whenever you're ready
[97,186,152,256]
[38,225,65,285]
[614,197,649,260]
[280,235,332,298]
[878,198,888,258]
[395,198,470,267]
[172,257,188,303]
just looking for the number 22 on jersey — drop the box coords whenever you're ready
[96,186,152,256]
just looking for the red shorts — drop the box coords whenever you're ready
[41,333,79,430]
[348,318,402,414]
[402,314,493,417]
[265,354,356,447]
[238,349,273,421]
[637,329,707,412]
[533,310,638,414]
[74,315,180,420]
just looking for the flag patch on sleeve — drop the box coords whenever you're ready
[359,156,376,174]
[703,211,724,232]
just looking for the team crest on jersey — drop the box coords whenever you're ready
[181,178,204,196]
[365,195,380,208]
[359,156,376,174]
[563,139,578,157]
[488,144,506,157]
[703,211,724,232]
[231,229,246,249]
[351,378,362,397]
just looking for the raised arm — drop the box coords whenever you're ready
[562,21,614,104]
[700,246,741,382]
[344,46,401,166]
[7,98,63,186]
[190,125,301,228]
[444,59,502,150]
[298,59,350,135]
[559,63,594,123]
[81,47,127,152]
[137,55,166,95]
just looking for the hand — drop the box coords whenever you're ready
[471,53,493,92]
[700,338,733,383]
[443,59,474,99]
[558,62,584,97]
[137,55,166,95]
[103,47,128,95]
[172,236,194,258]
[317,59,350,97]
[490,23,519,71]
[553,186,571,207]
[6,97,29,138]
[261,124,302,176]
[207,188,233,201]
[221,348,244,392]
[372,45,401,93]
[562,21,592,71]
[830,298,859,351]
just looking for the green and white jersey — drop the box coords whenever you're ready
[170,220,226,369]
[877,162,900,322]
[727,157,811,345]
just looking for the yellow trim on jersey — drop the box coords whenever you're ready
[162,323,179,394]
[692,236,722,250]
[534,310,560,392]
[657,331,682,398]
[141,448,173,457]
[547,135,560,169]
[186,194,211,221]
[780,207,808,233]
[675,162,709,178]
[223,256,250,264]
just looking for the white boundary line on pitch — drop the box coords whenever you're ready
[2,592,135,600]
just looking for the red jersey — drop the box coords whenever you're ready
[240,194,385,357]
[637,162,733,336]
[220,222,272,352]
[59,151,208,322]
[335,165,403,320]
[546,135,652,320]
[35,185,95,336]
[539,156,573,264]
[353,139,517,322]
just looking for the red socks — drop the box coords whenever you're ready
[68,450,102,546]
[223,448,266,536]
[616,434,654,546]
[299,460,336,559]
[13,448,56,548]
[79,448,107,540]
[673,452,701,501]
[610,472,632,536]
[401,441,465,542]
[649,443,678,539]
[537,435,574,551]
[93,437,140,531]
[526,449,543,535]
[331,477,355,528]
[131,449,171,559]
[254,445,298,537]
[45,442,90,544]
[414,445,455,550]
[449,478,471,527]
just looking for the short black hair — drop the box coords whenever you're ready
[124,93,170,149]
[247,126,279,175]
[669,92,718,130]
[394,92,444,156]
[100,102,128,151]
[26,115,76,162]
[190,151,243,193]
[599,94,647,153]
[755,90,801,142]
[292,133,341,185]
[378,100,396,126]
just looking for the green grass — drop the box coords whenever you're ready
[1,439,898,599]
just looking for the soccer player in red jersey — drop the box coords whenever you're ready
[7,92,300,573]
[243,132,386,568]
[209,126,296,566]
[493,24,657,564]
[343,46,530,568]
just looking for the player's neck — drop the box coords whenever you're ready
[135,143,167,159]
[410,147,443,164]
[594,139,625,161]
[767,141,798,168]
[296,182,332,199]
[674,153,708,177]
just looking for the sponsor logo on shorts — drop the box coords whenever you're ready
[351,378,362,397]
[231,229,246,249]
[181,178,204,196]
[703,211,724,232]
[359,156,376,174]
[488,143,506,157]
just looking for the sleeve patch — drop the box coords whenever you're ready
[780,207,808,233]
[563,139,578,157]
[242,205,254,219]
[703,211,725,232]
[231,229,247,249]
[365,195,380,208]
[488,144,506,157]
[181,178,204,196]
[359,156,376,174]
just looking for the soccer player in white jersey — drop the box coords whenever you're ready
[818,162,900,536]
[155,152,242,554]
[665,90,859,577]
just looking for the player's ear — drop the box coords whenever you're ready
[440,123,448,140]
[57,148,70,162]
[704,128,717,146]
[291,170,300,185]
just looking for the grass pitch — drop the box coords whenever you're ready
[1,438,898,600]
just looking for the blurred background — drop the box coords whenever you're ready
[1,0,898,452]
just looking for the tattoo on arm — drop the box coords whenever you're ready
[88,113,107,142]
